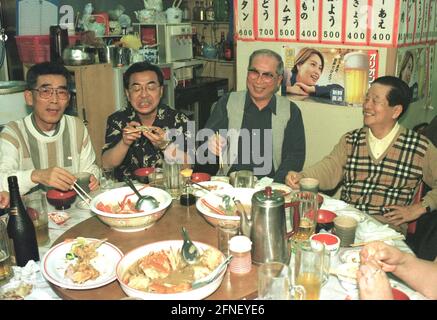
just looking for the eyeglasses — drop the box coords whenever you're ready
[129,83,161,94]
[31,87,70,100]
[247,68,277,83]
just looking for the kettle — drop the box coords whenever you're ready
[239,187,289,264]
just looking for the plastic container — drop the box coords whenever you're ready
[15,35,79,64]
[229,235,252,274]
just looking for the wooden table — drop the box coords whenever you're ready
[49,201,258,300]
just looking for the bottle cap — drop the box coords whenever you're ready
[229,235,252,253]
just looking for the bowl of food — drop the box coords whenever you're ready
[191,172,211,183]
[46,189,77,210]
[191,181,233,198]
[196,188,257,228]
[133,167,155,184]
[316,209,337,232]
[90,186,172,232]
[116,240,226,300]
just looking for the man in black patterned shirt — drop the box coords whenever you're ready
[102,62,190,181]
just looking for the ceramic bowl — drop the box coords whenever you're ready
[116,240,226,300]
[46,189,77,210]
[90,186,172,232]
[191,172,211,183]
[196,187,257,228]
[134,167,155,184]
[316,209,337,232]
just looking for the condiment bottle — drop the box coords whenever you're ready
[7,176,39,267]
[229,235,252,274]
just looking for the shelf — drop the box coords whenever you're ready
[194,56,235,64]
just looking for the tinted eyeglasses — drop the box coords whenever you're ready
[247,68,278,83]
[31,87,70,100]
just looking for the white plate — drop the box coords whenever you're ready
[192,181,233,198]
[41,238,123,290]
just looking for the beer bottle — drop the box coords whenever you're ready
[6,176,39,267]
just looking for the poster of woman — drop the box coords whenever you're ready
[281,46,379,107]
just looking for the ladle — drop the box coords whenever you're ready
[181,227,199,264]
[124,177,159,211]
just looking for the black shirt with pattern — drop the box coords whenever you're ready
[102,103,190,181]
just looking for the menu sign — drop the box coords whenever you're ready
[297,0,320,42]
[277,0,298,41]
[430,0,437,41]
[344,0,368,45]
[256,0,276,40]
[235,0,255,40]
[405,0,416,44]
[321,0,344,44]
[369,0,400,46]
[421,0,431,43]
[415,0,425,42]
[397,0,409,45]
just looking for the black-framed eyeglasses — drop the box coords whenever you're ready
[31,87,70,100]
[247,68,277,83]
[129,83,161,94]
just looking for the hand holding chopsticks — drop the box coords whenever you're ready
[350,235,405,247]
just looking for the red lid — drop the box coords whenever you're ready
[311,233,339,245]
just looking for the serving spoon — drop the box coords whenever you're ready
[181,227,199,264]
[191,255,233,289]
[124,177,159,211]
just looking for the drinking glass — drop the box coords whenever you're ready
[294,240,325,300]
[163,162,183,199]
[290,192,318,242]
[234,170,254,188]
[100,168,115,190]
[23,192,49,246]
[258,262,305,300]
[75,172,91,209]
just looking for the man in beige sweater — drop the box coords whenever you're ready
[286,76,437,232]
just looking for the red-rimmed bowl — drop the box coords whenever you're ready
[191,172,211,183]
[392,288,410,300]
[134,167,155,184]
[46,189,77,210]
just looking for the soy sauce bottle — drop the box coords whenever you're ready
[7,176,39,267]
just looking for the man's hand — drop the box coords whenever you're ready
[31,167,76,191]
[122,121,143,146]
[287,84,309,96]
[357,259,393,300]
[383,203,426,226]
[143,126,167,149]
[360,241,408,273]
[0,191,9,208]
[285,171,303,189]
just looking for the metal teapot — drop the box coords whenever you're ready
[239,187,289,264]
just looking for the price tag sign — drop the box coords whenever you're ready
[420,0,431,43]
[344,0,368,45]
[397,0,409,45]
[235,0,255,40]
[321,0,344,44]
[297,0,320,42]
[369,0,400,46]
[256,0,276,40]
[277,0,298,41]
[429,0,437,42]
[405,0,416,44]
[414,0,425,43]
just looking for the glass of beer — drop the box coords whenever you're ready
[344,52,369,106]
[290,191,318,242]
[294,240,325,300]
[23,192,49,246]
[0,216,13,283]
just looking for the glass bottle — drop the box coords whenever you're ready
[224,32,233,61]
[192,29,202,57]
[205,1,215,21]
[192,1,201,21]
[7,176,39,267]
[217,31,225,59]
[199,1,206,21]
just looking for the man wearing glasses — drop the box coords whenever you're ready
[102,62,190,181]
[204,49,305,182]
[0,62,100,194]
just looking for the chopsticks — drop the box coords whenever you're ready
[350,235,405,247]
[216,132,225,176]
[72,182,92,207]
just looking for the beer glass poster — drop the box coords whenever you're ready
[281,46,379,106]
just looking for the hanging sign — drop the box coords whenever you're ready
[397,0,409,46]
[255,0,277,40]
[405,0,416,44]
[420,0,431,43]
[235,0,256,40]
[344,0,368,45]
[369,0,400,47]
[414,0,425,43]
[277,0,298,41]
[297,0,320,42]
[320,0,344,44]
[430,0,437,41]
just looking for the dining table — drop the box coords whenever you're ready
[28,186,426,300]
